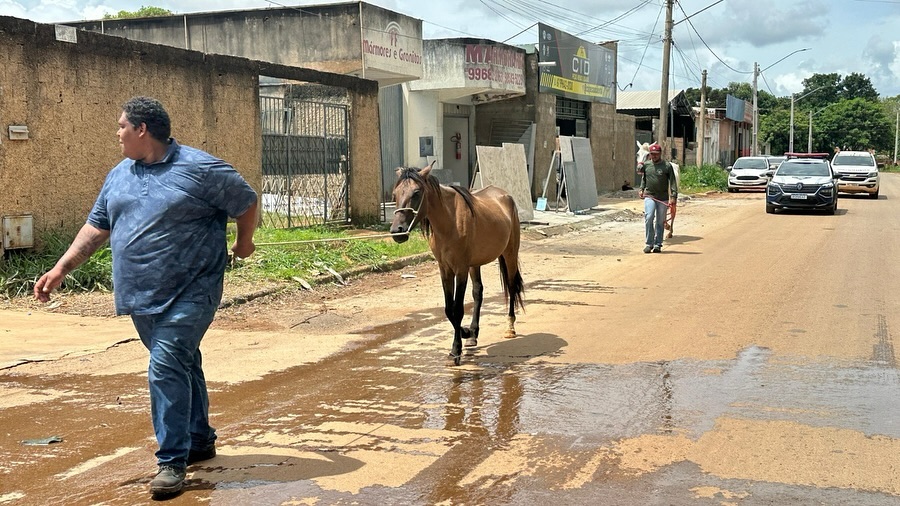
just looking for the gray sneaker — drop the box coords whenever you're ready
[643,245,652,253]
[150,464,185,496]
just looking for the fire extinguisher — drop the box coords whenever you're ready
[450,132,462,160]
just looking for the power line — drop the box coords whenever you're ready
[623,1,665,90]
[490,0,658,40]
[479,0,528,29]
[576,0,654,37]
[678,4,752,75]
[501,22,538,43]
[423,20,483,38]
[759,71,776,96]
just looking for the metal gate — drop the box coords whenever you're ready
[379,85,404,206]
[260,96,350,228]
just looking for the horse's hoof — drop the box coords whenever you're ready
[503,331,517,339]
[464,338,478,348]
[448,353,461,366]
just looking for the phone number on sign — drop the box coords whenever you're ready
[464,66,524,85]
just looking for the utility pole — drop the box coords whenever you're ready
[808,110,813,153]
[658,0,674,155]
[789,94,795,153]
[894,109,899,165]
[752,62,759,156]
[696,69,707,167]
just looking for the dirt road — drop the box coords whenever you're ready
[2,176,900,504]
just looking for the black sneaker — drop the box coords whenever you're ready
[652,246,662,253]
[149,464,185,496]
[188,444,216,464]
[643,245,652,253]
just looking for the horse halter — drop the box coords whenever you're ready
[393,187,424,233]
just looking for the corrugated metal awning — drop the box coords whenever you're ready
[616,89,691,115]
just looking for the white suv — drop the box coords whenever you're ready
[832,151,880,199]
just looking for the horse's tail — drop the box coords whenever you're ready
[498,256,525,312]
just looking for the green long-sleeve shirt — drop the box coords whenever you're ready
[639,159,678,201]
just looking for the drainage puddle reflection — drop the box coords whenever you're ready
[200,337,900,503]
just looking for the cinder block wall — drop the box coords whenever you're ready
[590,104,637,192]
[0,16,384,243]
[0,16,262,244]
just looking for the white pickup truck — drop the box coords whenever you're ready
[832,151,880,199]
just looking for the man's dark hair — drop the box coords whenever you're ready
[122,96,171,142]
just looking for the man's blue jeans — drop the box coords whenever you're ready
[644,197,667,248]
[132,298,218,467]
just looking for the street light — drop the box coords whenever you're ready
[807,106,829,153]
[753,47,812,156]
[790,85,826,153]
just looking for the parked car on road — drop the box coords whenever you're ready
[727,156,771,192]
[831,150,879,199]
[766,155,785,170]
[765,153,839,215]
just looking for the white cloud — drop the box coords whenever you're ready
[8,0,900,97]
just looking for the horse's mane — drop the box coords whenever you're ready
[395,167,476,236]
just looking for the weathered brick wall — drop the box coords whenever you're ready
[615,113,638,188]
[590,103,637,192]
[0,16,384,244]
[0,16,262,244]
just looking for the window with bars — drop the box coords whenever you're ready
[556,97,588,120]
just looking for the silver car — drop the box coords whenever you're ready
[727,156,771,192]
[831,150,880,199]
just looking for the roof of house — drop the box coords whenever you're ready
[617,89,692,115]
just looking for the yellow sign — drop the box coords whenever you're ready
[540,73,612,99]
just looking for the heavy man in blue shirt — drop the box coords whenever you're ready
[34,96,259,497]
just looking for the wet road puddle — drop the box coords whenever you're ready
[194,339,900,503]
[4,319,900,503]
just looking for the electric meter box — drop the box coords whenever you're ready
[3,214,34,250]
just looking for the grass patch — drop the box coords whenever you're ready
[0,231,113,299]
[0,226,431,299]
[226,226,430,283]
[880,164,900,173]
[679,164,728,193]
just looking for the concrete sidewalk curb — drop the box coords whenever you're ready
[526,207,639,238]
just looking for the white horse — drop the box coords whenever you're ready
[636,141,680,239]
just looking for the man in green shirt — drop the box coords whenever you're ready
[638,143,678,253]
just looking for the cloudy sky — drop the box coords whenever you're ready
[5,0,900,98]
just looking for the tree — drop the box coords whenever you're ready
[103,6,173,19]
[685,72,889,158]
[800,73,842,111]
[758,108,792,155]
[684,82,776,110]
[811,98,893,152]
[841,73,879,102]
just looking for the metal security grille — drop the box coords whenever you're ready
[260,96,350,228]
[556,97,588,120]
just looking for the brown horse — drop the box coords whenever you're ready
[390,162,524,365]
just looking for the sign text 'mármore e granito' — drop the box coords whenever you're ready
[363,39,422,65]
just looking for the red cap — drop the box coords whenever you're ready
[649,144,662,153]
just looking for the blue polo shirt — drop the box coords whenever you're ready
[87,139,257,316]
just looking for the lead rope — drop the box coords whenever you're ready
[254,198,424,247]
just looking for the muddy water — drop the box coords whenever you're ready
[4,312,899,504]
[5,192,900,504]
